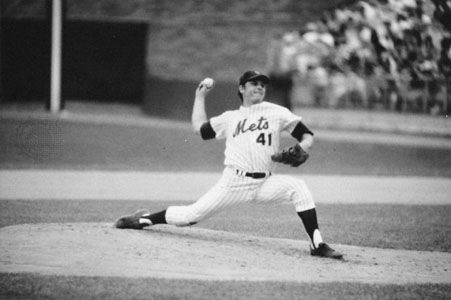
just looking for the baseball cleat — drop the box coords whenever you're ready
[114,209,151,229]
[310,243,343,260]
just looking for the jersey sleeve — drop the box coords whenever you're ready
[280,107,303,134]
[209,111,230,140]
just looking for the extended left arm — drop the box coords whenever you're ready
[298,133,314,152]
[291,121,314,152]
[271,121,313,167]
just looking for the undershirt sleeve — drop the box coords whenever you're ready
[291,121,314,141]
[200,121,216,140]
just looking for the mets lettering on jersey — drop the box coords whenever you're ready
[210,101,302,172]
[232,116,269,138]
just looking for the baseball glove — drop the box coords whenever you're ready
[271,144,309,167]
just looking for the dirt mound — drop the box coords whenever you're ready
[0,223,450,284]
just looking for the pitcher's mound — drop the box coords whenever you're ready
[0,223,449,284]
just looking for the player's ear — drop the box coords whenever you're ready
[237,85,245,102]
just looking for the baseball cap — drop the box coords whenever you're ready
[239,70,270,86]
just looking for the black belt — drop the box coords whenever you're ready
[236,169,271,179]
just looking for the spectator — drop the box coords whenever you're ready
[365,61,389,109]
[438,37,451,77]
[266,32,299,109]
[436,37,451,113]
[308,64,329,107]
[268,0,450,114]
[432,0,451,31]
[327,63,349,108]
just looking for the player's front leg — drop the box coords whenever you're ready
[298,207,343,260]
[115,209,168,229]
[256,175,344,260]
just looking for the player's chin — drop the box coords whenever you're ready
[250,94,264,103]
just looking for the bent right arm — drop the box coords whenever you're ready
[191,82,212,135]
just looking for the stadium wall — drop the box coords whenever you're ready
[2,0,358,117]
[143,77,286,120]
[1,19,147,103]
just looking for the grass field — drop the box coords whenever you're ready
[0,113,450,299]
[1,273,450,300]
[1,200,450,252]
[1,118,450,176]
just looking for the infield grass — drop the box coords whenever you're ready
[0,200,449,252]
[1,118,450,177]
[1,273,450,300]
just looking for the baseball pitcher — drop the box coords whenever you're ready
[115,70,343,259]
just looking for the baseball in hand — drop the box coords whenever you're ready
[202,77,215,89]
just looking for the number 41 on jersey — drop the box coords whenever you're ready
[256,133,272,146]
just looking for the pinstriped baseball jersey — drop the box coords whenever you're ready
[210,101,302,172]
[165,101,316,226]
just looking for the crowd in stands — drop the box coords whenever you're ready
[266,0,451,115]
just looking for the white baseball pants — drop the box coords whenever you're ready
[165,167,315,226]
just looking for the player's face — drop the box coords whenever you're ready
[240,80,266,106]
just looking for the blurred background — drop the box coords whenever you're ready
[2,0,450,120]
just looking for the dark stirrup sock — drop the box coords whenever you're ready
[146,210,167,225]
[297,208,319,243]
